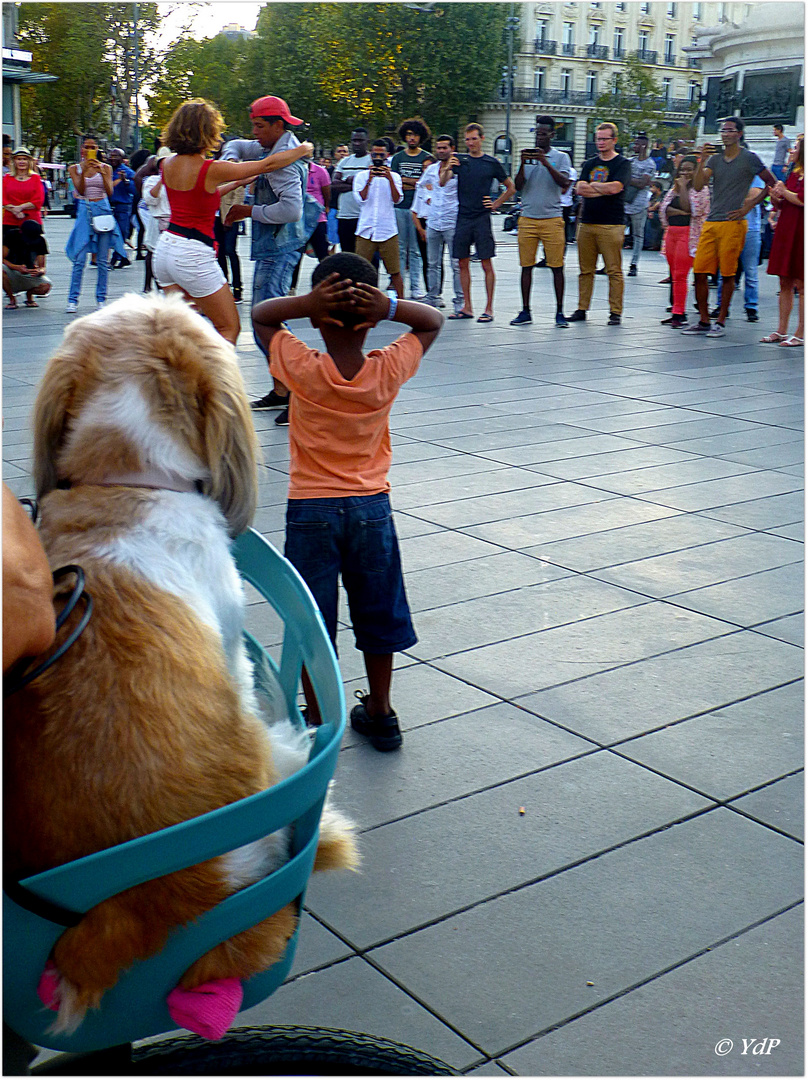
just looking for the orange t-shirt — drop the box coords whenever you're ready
[269,328,423,499]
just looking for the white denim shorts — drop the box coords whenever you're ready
[152,230,226,298]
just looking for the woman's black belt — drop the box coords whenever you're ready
[166,223,215,248]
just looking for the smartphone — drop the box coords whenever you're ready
[451,156,464,175]
[85,148,97,160]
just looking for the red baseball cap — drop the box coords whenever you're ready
[249,96,303,126]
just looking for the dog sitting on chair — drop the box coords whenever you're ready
[3,293,358,1036]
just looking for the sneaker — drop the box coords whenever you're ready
[706,322,726,337]
[709,306,721,319]
[607,313,621,326]
[233,288,243,305]
[567,309,587,322]
[510,310,532,325]
[555,312,569,328]
[681,321,712,334]
[435,298,446,308]
[595,267,606,275]
[350,692,402,751]
[745,308,759,322]
[628,264,637,277]
[670,315,687,329]
[274,407,290,427]
[65,301,78,313]
[535,258,548,268]
[411,293,427,302]
[250,390,288,411]
[117,258,131,269]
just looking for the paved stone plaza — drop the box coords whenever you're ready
[5,217,803,1075]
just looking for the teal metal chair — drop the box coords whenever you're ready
[3,529,346,1055]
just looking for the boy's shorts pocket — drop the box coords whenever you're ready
[358,514,395,573]
[285,520,332,575]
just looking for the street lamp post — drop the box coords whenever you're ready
[133,2,140,151]
[504,3,519,175]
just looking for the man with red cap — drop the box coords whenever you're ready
[222,95,314,421]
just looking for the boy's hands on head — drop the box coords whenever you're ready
[308,272,355,328]
[349,283,390,331]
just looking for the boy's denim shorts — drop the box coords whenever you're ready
[285,493,417,655]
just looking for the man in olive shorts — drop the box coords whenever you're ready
[443,123,515,323]
[683,116,776,337]
[352,139,405,298]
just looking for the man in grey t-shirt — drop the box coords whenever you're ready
[329,128,372,252]
[683,116,776,337]
[511,115,571,328]
[771,123,791,181]
[623,133,657,276]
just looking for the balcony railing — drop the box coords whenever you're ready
[613,46,626,59]
[501,85,693,113]
[663,52,676,65]
[687,56,701,68]
[586,43,609,59]
[534,38,557,55]
[634,48,658,64]
[561,41,576,55]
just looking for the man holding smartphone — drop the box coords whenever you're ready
[511,115,571,327]
[353,139,405,298]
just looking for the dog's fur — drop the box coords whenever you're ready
[3,293,358,1034]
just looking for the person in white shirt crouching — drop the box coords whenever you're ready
[353,139,404,298]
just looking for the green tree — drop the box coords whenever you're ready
[594,55,665,145]
[17,2,162,159]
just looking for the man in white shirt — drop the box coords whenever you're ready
[330,128,372,252]
[353,138,404,297]
[418,134,463,313]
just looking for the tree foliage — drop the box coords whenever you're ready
[146,3,509,147]
[595,55,666,144]
[16,2,161,159]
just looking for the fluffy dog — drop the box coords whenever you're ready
[4,293,358,1034]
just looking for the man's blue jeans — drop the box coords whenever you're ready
[395,207,423,297]
[426,225,462,312]
[251,251,302,356]
[716,228,761,312]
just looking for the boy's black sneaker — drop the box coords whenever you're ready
[274,407,290,427]
[745,308,759,322]
[251,390,288,411]
[567,309,586,322]
[510,310,532,325]
[350,693,402,751]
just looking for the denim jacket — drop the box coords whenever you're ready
[221,131,320,259]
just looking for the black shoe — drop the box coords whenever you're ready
[670,314,687,329]
[608,313,621,326]
[535,258,547,268]
[350,692,402,751]
[595,267,606,275]
[567,309,587,322]
[250,390,288,411]
[274,407,290,427]
[628,264,637,277]
[510,310,532,325]
[117,257,131,269]
[745,308,759,322]
[233,287,243,305]
[709,307,722,319]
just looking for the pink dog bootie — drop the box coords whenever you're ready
[37,960,61,1011]
[167,978,243,1041]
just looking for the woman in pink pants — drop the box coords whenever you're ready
[660,157,710,328]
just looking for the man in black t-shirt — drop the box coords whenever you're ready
[567,122,632,326]
[443,122,515,322]
[391,118,433,299]
[3,220,51,308]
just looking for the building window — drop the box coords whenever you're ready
[589,24,600,46]
[586,71,597,99]
[614,26,624,53]
[667,2,676,15]
[534,68,545,94]
[639,29,650,51]
[688,79,699,103]
[536,17,550,44]
[693,2,701,17]
[563,22,574,44]
[616,1,626,9]
[717,2,725,20]
[640,2,650,13]
[561,69,571,99]
[662,77,672,102]
[665,34,675,61]
[612,72,620,94]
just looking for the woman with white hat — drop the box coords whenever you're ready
[2,147,45,228]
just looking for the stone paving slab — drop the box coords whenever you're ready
[500,905,803,1076]
[730,773,804,842]
[368,810,802,1056]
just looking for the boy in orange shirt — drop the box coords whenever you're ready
[252,253,444,749]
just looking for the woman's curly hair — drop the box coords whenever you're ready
[162,99,225,156]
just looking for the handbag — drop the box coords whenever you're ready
[91,213,116,233]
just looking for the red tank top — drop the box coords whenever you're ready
[164,158,221,240]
